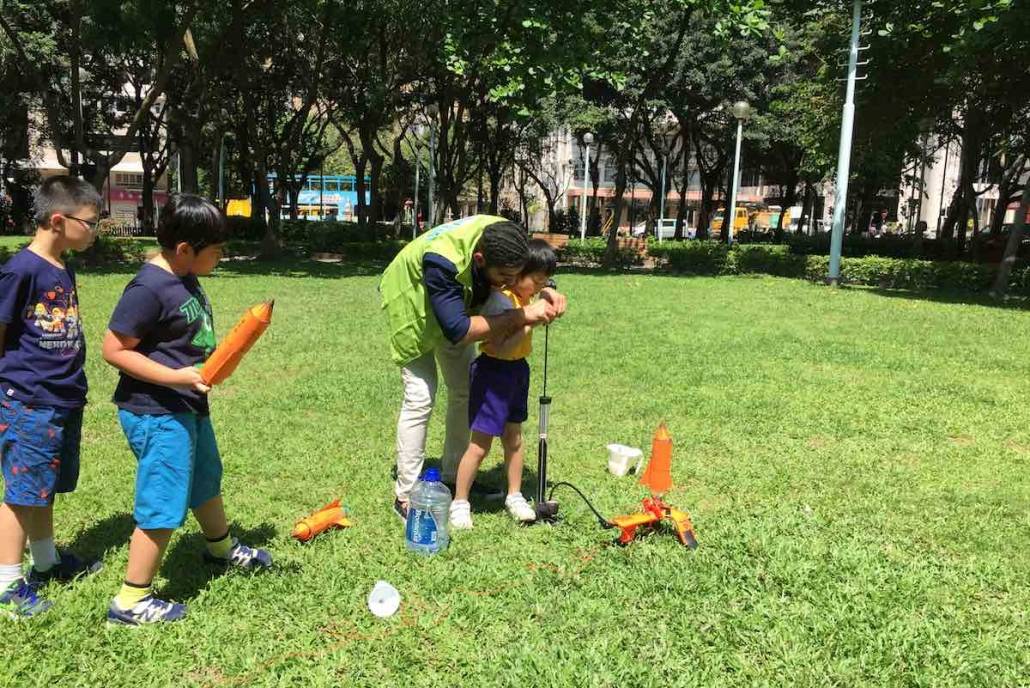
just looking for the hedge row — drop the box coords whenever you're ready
[645,241,1030,294]
[225,218,405,247]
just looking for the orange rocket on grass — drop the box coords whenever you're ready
[291,499,353,542]
[201,300,274,386]
[610,422,697,548]
[639,422,673,496]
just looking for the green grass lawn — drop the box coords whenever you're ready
[2,254,1029,687]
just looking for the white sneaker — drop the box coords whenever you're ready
[449,500,473,530]
[505,493,536,523]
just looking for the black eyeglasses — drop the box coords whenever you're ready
[64,214,99,230]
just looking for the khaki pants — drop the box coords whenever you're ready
[394,340,476,501]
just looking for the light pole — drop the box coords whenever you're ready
[828,0,864,285]
[217,132,227,210]
[426,104,438,227]
[915,118,933,230]
[726,100,752,245]
[413,142,420,238]
[580,132,593,241]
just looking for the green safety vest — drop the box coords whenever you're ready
[379,215,507,366]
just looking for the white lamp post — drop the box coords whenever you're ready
[580,132,593,241]
[726,100,752,245]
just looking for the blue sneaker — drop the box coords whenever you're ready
[0,578,53,619]
[28,551,103,586]
[203,538,272,570]
[106,596,187,627]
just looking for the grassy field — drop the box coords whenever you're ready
[1,245,1028,686]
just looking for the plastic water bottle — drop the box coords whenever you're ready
[405,467,452,555]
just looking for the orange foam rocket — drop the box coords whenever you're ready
[291,498,353,542]
[201,300,274,386]
[639,422,673,496]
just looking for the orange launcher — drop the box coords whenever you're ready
[291,499,354,542]
[201,300,274,386]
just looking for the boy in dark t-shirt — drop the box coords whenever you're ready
[102,194,271,627]
[0,176,103,618]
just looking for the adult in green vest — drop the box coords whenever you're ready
[380,215,566,519]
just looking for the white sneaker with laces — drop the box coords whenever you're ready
[505,493,536,523]
[449,500,473,530]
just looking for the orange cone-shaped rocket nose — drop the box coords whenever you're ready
[201,300,275,386]
[639,422,673,496]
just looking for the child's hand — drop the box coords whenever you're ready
[170,366,211,394]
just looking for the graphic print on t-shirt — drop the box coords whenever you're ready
[25,284,83,356]
[179,294,216,357]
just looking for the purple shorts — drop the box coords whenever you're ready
[468,355,530,437]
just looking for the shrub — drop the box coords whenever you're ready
[648,240,732,275]
[560,238,643,268]
[647,241,1029,294]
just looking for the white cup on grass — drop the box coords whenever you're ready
[607,444,643,477]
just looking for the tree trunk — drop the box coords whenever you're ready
[288,179,300,221]
[255,163,280,259]
[941,115,984,241]
[589,145,601,235]
[797,181,812,235]
[354,156,368,228]
[178,140,199,193]
[141,161,155,233]
[991,184,1030,297]
[488,173,502,215]
[604,160,628,265]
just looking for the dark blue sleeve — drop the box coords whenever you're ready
[108,283,162,339]
[0,270,26,325]
[423,253,471,344]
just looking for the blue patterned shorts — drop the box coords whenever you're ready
[0,398,82,506]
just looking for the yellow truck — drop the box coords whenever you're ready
[710,207,750,234]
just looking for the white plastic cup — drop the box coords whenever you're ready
[368,580,401,618]
[607,444,643,477]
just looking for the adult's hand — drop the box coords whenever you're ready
[524,299,558,326]
[538,287,567,318]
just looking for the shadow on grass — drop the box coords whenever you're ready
[212,255,389,280]
[849,284,1030,311]
[159,521,279,601]
[65,512,136,563]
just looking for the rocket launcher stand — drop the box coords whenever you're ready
[533,325,559,523]
[610,423,698,548]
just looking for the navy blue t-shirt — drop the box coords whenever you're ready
[0,248,88,408]
[109,264,216,416]
[423,253,491,344]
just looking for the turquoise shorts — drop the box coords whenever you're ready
[119,410,222,530]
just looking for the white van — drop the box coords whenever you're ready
[631,218,696,239]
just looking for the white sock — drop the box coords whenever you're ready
[0,563,23,591]
[29,538,59,572]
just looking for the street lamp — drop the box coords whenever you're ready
[915,117,933,232]
[426,104,438,227]
[726,100,752,244]
[580,132,594,241]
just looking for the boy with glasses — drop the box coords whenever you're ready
[0,175,103,618]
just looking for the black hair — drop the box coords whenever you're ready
[480,220,529,269]
[33,175,103,226]
[156,193,227,251]
[522,238,557,277]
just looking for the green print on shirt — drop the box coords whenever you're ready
[179,295,216,355]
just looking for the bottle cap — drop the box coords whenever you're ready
[423,467,441,482]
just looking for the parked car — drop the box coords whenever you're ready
[631,218,697,239]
